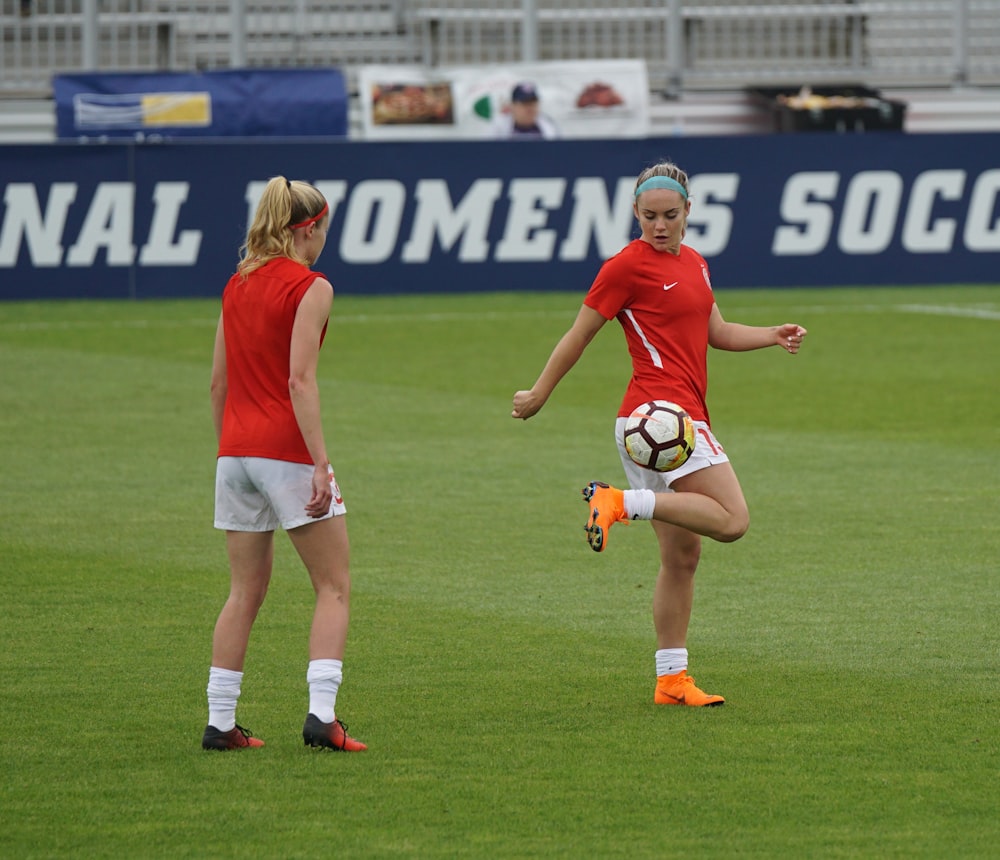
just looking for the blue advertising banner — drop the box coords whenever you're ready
[53,69,348,140]
[1,133,998,301]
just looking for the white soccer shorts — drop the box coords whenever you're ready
[214,456,347,531]
[614,417,730,492]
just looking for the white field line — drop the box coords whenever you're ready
[2,302,999,333]
[0,309,578,332]
[0,318,218,332]
[894,304,1000,321]
[718,303,1000,320]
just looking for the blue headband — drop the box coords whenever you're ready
[634,176,688,200]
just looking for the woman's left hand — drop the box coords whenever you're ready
[777,323,807,354]
[305,463,333,518]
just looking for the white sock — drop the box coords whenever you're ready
[623,488,656,520]
[207,666,243,732]
[307,658,343,724]
[656,648,688,677]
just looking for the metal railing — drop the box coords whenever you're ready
[2,0,998,96]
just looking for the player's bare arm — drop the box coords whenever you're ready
[289,278,334,516]
[707,304,807,354]
[210,313,228,443]
[512,305,607,420]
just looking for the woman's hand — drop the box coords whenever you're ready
[512,389,546,420]
[304,463,333,518]
[776,323,808,354]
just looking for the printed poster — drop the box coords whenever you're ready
[358,59,649,140]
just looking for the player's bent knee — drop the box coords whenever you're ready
[716,513,749,543]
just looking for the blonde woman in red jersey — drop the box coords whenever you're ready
[512,161,807,707]
[203,176,365,751]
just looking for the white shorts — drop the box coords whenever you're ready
[614,417,730,492]
[214,456,347,532]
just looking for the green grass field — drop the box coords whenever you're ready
[1,285,998,858]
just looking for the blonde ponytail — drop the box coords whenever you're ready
[237,177,327,276]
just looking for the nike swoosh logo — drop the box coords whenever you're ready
[663,282,678,290]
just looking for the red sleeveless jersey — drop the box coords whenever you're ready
[217,257,328,464]
[584,240,715,423]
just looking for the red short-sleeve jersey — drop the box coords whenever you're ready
[584,239,715,423]
[217,257,328,464]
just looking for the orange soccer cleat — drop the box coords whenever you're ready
[202,724,266,750]
[581,481,629,552]
[654,670,725,707]
[302,714,368,751]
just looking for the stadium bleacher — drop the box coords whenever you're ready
[2,0,999,141]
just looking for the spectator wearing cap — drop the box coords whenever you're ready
[491,82,560,139]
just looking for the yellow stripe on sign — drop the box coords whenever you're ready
[140,93,212,126]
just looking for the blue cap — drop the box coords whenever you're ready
[511,82,540,103]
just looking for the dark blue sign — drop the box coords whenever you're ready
[1,133,998,300]
[53,69,348,140]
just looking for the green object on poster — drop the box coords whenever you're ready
[473,95,492,119]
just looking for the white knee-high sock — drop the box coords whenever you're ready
[307,659,343,723]
[207,666,243,732]
[623,489,656,520]
[656,648,688,677]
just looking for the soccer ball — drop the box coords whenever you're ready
[623,400,695,472]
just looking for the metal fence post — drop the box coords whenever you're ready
[82,0,98,70]
[953,0,969,87]
[231,0,247,69]
[523,0,539,63]
[295,0,308,51]
[666,0,683,97]
[850,2,863,78]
